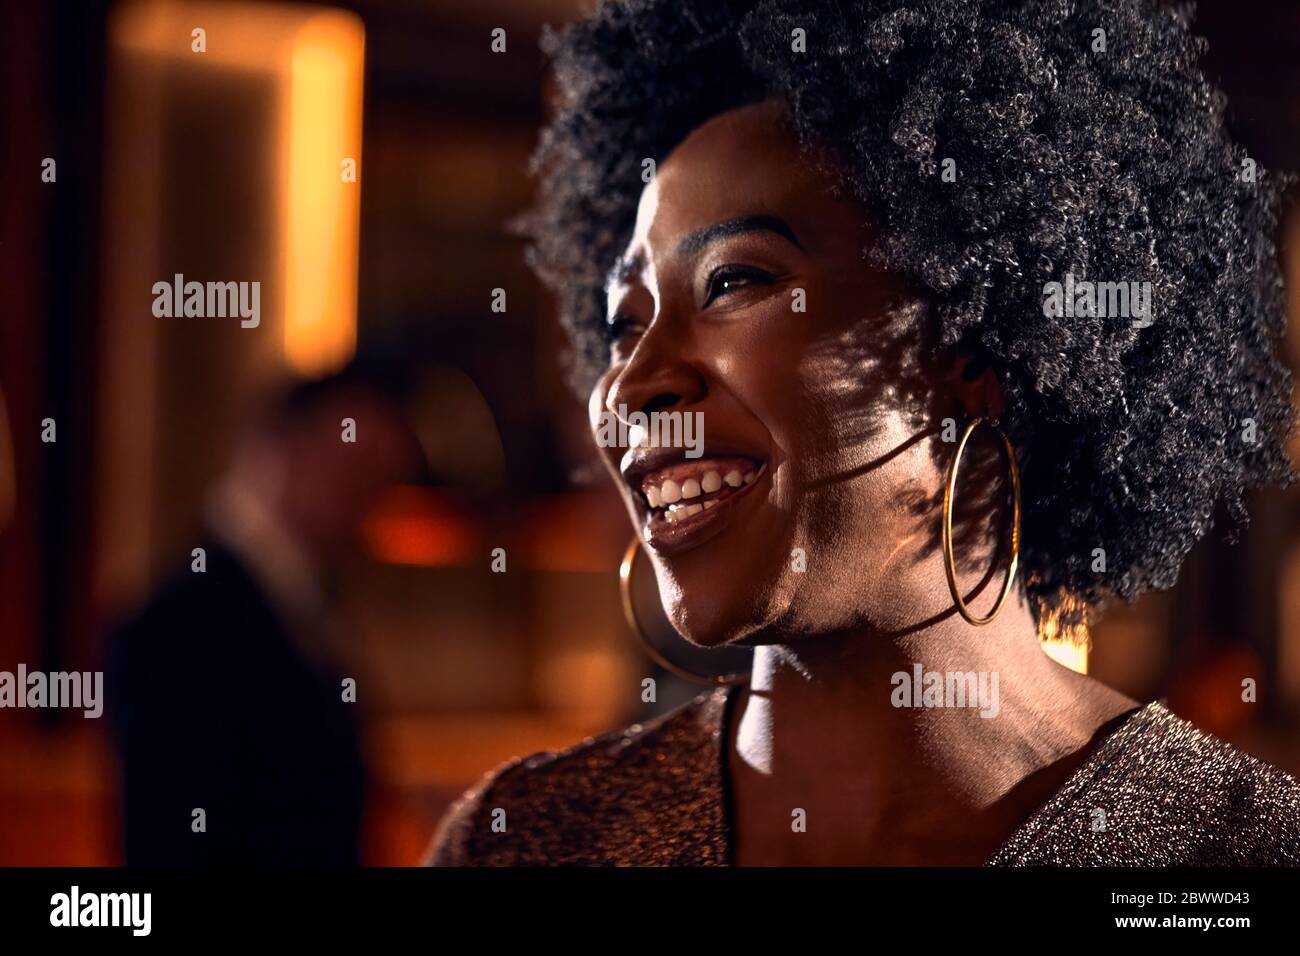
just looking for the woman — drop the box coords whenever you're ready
[431,0,1300,865]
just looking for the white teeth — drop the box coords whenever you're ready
[645,464,759,515]
[664,502,704,523]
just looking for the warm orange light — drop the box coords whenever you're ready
[112,1,364,378]
[284,13,365,376]
[363,487,478,567]
[1036,590,1089,674]
[1042,639,1088,675]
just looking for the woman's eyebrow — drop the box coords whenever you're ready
[676,215,805,255]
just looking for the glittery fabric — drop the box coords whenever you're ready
[426,689,1300,866]
[426,689,733,865]
[988,701,1300,866]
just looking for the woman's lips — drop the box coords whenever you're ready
[634,456,766,556]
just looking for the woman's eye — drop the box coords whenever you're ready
[703,265,776,307]
[604,315,642,349]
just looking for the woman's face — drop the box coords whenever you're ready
[592,99,967,647]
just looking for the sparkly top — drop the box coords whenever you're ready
[427,687,1300,866]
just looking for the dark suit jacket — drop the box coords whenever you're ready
[107,542,365,865]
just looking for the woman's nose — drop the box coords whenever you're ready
[604,329,707,422]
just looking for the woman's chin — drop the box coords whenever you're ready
[665,599,769,650]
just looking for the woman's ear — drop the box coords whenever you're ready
[943,352,1006,421]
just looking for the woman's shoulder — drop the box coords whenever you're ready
[424,687,732,866]
[991,702,1300,866]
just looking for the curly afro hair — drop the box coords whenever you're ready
[523,0,1295,625]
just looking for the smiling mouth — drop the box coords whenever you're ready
[624,454,766,555]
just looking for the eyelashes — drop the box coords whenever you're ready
[604,313,641,345]
[604,263,781,350]
[603,319,634,348]
[702,264,777,307]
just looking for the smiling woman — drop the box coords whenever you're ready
[427,0,1300,866]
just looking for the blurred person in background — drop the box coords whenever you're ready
[108,361,423,865]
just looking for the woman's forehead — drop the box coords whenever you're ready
[620,102,859,268]
[644,102,803,226]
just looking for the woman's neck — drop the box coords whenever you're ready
[726,600,1138,865]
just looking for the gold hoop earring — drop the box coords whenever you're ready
[942,417,1021,626]
[619,538,747,687]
